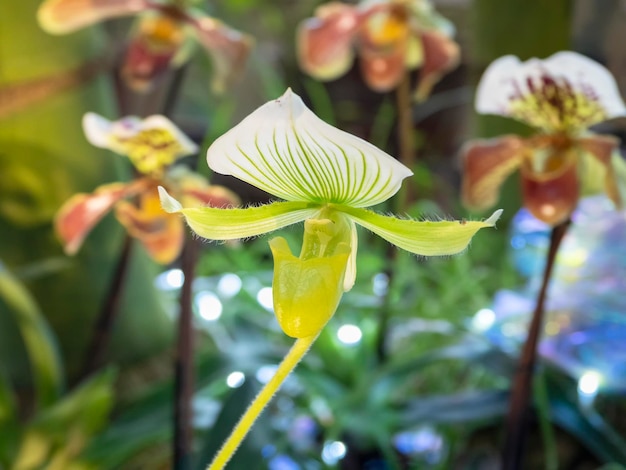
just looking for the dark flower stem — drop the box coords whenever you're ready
[374,244,396,363]
[80,233,133,378]
[375,72,416,363]
[395,72,417,207]
[168,64,197,470]
[163,65,188,117]
[502,218,571,470]
[173,235,199,470]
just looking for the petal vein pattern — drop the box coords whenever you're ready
[208,89,412,207]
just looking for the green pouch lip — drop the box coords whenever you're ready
[269,230,350,338]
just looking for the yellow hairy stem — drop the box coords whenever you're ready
[207,333,319,470]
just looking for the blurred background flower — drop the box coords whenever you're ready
[38,0,253,93]
[483,194,626,393]
[297,0,459,99]
[462,52,626,225]
[55,113,238,264]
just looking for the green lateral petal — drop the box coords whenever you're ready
[206,88,412,207]
[339,205,502,256]
[159,186,318,240]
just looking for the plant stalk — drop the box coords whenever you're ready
[395,72,417,207]
[374,73,417,361]
[80,233,133,378]
[374,243,396,363]
[501,218,570,469]
[174,235,199,470]
[534,370,558,470]
[207,334,319,470]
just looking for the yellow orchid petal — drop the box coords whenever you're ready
[159,186,319,240]
[337,205,503,256]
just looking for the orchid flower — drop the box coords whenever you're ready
[297,0,459,100]
[55,113,238,264]
[160,88,500,338]
[462,51,626,226]
[38,0,253,93]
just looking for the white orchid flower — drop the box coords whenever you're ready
[463,51,626,226]
[160,88,500,337]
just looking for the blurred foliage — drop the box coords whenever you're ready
[0,263,116,470]
[1,0,625,469]
[470,0,572,226]
[0,0,173,384]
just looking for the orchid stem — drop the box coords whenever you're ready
[164,65,188,117]
[174,235,199,470]
[80,233,133,379]
[502,218,570,470]
[207,333,319,470]
[395,72,417,207]
[375,243,396,363]
[374,74,416,361]
[534,370,558,470]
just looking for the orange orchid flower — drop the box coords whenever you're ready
[462,51,626,226]
[38,0,253,93]
[55,113,239,264]
[297,0,459,100]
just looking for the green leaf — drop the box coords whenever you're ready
[82,352,228,468]
[301,78,336,126]
[370,97,396,150]
[11,369,116,470]
[546,375,626,465]
[0,264,63,408]
[0,372,19,466]
[31,368,116,436]
[402,390,509,425]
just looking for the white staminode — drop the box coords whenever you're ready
[206,88,413,208]
[476,51,626,124]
